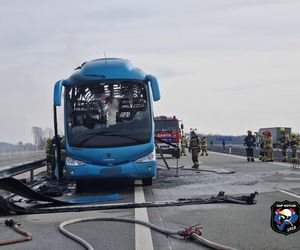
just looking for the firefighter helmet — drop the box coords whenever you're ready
[280,127,285,133]
[265,130,271,136]
[290,132,295,137]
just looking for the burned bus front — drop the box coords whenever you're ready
[64,80,156,181]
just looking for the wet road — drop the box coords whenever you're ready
[1,151,300,249]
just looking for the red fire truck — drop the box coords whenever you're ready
[154,116,184,158]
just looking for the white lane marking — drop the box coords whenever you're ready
[134,180,154,250]
[154,206,172,250]
[209,151,246,159]
[279,190,300,199]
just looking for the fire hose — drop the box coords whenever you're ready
[0,219,32,246]
[59,217,238,250]
[0,217,238,249]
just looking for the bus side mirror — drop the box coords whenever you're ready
[54,80,64,106]
[146,75,160,102]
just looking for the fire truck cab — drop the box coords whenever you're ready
[154,116,183,158]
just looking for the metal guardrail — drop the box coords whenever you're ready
[0,158,47,182]
[208,145,299,163]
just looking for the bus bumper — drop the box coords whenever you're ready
[65,161,156,180]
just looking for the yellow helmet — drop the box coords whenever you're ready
[280,127,285,133]
[290,132,295,137]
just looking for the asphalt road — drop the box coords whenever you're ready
[1,151,300,250]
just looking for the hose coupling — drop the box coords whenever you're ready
[179,226,202,239]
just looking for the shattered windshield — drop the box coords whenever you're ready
[66,80,151,148]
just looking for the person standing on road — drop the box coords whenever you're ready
[255,132,265,161]
[264,130,274,162]
[189,130,201,168]
[45,135,66,179]
[222,139,226,152]
[46,137,56,179]
[244,130,256,162]
[200,136,208,156]
[181,134,187,157]
[279,127,289,162]
[290,132,298,163]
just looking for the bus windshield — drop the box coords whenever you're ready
[66,80,151,148]
[154,120,179,132]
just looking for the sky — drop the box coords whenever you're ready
[0,0,300,143]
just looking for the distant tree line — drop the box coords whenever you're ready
[0,126,56,152]
[0,141,37,152]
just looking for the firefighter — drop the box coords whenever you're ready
[45,135,66,179]
[45,137,56,179]
[264,130,274,162]
[260,131,268,162]
[244,130,256,162]
[200,136,208,156]
[255,132,265,161]
[60,136,66,170]
[279,127,289,162]
[181,134,187,156]
[189,130,201,168]
[290,132,298,163]
[222,139,226,152]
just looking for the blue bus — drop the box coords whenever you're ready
[53,58,160,186]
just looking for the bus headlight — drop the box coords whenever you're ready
[66,157,85,166]
[135,150,156,163]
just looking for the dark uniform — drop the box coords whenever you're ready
[244,131,256,162]
[222,140,226,152]
[190,132,201,168]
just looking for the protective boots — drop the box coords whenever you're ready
[192,164,199,169]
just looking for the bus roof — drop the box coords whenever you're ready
[63,58,146,85]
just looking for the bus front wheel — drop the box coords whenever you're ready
[142,177,153,186]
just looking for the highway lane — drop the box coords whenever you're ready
[0,151,300,249]
[149,152,300,250]
[1,180,136,250]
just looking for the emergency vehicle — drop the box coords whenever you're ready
[154,116,183,158]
